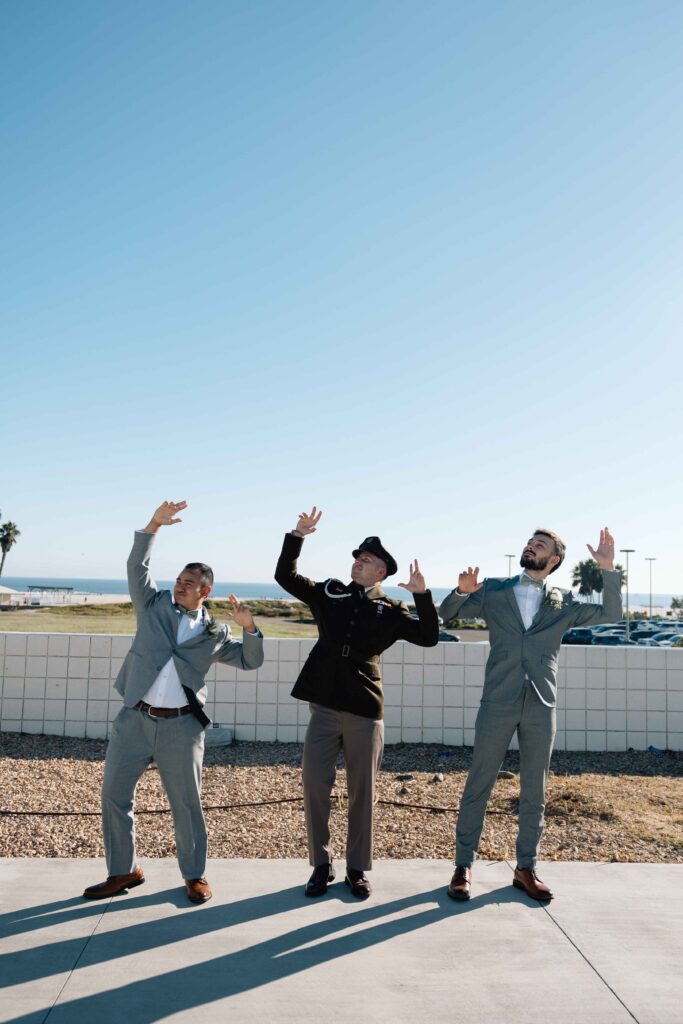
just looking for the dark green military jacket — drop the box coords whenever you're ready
[275,532,439,719]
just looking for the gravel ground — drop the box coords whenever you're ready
[0,734,681,863]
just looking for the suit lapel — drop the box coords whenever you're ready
[504,578,526,631]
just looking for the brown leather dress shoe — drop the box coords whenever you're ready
[513,866,553,901]
[447,865,471,901]
[185,877,212,903]
[83,867,145,899]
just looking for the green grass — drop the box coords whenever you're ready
[0,604,319,637]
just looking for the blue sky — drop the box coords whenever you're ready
[2,0,681,594]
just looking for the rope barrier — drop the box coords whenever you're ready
[0,794,515,817]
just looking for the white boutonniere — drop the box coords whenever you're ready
[545,588,564,611]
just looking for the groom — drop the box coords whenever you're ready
[440,527,622,902]
[84,500,264,905]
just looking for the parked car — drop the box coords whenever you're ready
[562,628,594,645]
[649,632,683,644]
[591,634,638,646]
[438,630,461,643]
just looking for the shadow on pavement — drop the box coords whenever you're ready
[1,882,537,1022]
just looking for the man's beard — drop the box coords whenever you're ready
[520,552,550,572]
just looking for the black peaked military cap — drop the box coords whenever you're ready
[352,536,398,577]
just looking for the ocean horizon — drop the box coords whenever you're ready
[0,577,679,609]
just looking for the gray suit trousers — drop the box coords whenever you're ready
[102,706,207,878]
[456,683,556,869]
[302,703,384,871]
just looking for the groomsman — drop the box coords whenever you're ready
[440,528,622,901]
[84,500,263,905]
[276,507,439,898]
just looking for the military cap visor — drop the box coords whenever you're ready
[352,537,398,577]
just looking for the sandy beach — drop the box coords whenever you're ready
[0,587,132,607]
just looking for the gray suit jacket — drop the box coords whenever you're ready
[439,570,622,707]
[114,531,264,714]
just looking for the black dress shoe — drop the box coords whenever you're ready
[345,868,372,900]
[305,862,335,897]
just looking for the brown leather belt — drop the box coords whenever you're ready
[135,701,192,719]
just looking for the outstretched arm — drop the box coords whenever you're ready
[128,500,188,612]
[274,506,323,605]
[439,566,486,624]
[396,560,439,647]
[572,527,623,626]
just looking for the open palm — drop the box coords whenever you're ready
[398,560,426,594]
[151,500,187,527]
[587,528,615,570]
[295,506,322,536]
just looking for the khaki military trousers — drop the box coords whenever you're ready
[302,703,384,872]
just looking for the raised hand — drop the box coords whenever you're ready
[587,527,615,570]
[398,559,427,594]
[147,500,188,532]
[227,594,257,633]
[293,506,322,537]
[458,566,483,594]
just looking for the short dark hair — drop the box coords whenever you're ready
[533,529,566,574]
[183,562,214,590]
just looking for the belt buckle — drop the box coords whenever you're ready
[139,704,160,720]
[341,644,350,658]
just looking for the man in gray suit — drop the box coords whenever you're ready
[441,527,622,902]
[84,500,264,904]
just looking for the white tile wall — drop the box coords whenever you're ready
[2,635,683,751]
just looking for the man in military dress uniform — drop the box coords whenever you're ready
[275,506,439,899]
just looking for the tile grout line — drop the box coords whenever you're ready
[40,898,111,1023]
[504,861,641,1024]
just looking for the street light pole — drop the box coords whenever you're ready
[506,554,515,578]
[645,558,656,620]
[620,549,635,639]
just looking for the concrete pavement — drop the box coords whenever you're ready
[1,859,681,1024]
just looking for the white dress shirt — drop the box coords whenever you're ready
[142,605,208,708]
[512,572,545,630]
[512,572,554,706]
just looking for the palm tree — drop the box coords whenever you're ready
[571,559,626,600]
[0,521,21,577]
[571,560,603,600]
